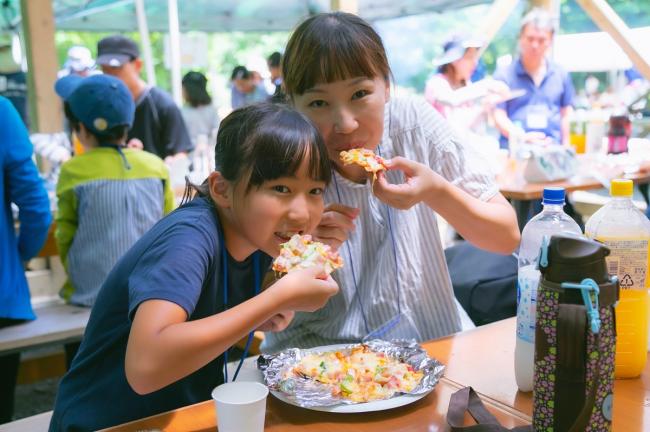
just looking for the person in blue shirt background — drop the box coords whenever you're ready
[0,96,52,424]
[493,8,575,149]
[230,65,269,109]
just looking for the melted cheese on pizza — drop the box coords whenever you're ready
[291,345,423,403]
[339,149,386,179]
[272,234,343,275]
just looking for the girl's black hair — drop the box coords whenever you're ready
[182,71,212,107]
[183,102,331,203]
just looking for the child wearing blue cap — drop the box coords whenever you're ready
[54,74,174,311]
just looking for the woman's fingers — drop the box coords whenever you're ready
[383,156,417,176]
[324,203,360,219]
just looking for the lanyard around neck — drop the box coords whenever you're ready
[332,146,401,335]
[217,222,261,382]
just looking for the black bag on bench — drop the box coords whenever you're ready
[444,241,517,326]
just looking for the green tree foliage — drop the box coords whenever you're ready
[53,0,650,96]
[55,29,287,104]
[560,0,650,34]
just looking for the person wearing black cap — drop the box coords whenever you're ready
[53,74,174,314]
[97,35,193,161]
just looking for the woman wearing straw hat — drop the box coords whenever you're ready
[425,35,509,135]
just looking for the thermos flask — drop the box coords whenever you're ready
[534,234,619,431]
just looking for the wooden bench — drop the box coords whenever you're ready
[0,302,90,357]
[5,220,260,360]
[0,411,53,432]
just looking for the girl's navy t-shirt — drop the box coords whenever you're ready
[49,197,271,432]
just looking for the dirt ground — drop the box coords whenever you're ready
[14,377,59,421]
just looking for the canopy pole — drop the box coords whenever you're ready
[167,0,182,106]
[476,0,519,54]
[331,0,358,14]
[135,0,156,86]
[576,0,650,81]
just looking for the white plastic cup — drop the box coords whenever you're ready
[211,381,269,432]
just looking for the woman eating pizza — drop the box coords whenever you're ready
[262,12,520,353]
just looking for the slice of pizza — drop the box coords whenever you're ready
[272,234,343,275]
[339,149,386,180]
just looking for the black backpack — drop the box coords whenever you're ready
[444,241,517,326]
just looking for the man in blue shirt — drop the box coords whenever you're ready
[0,96,52,424]
[493,8,575,149]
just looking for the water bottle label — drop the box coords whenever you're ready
[598,238,649,290]
[517,271,539,343]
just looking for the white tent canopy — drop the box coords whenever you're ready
[555,26,650,72]
[49,0,488,32]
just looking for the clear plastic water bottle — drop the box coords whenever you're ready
[515,187,582,392]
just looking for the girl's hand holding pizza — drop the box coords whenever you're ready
[267,266,339,313]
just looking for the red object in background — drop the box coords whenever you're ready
[608,114,632,154]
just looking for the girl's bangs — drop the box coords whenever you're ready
[246,114,331,190]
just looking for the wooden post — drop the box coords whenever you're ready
[331,0,358,14]
[576,0,650,81]
[20,0,62,133]
[477,0,519,53]
[530,0,554,9]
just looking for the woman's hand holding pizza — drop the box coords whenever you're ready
[373,156,445,210]
[256,310,295,332]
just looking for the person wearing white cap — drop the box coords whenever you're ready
[57,45,97,78]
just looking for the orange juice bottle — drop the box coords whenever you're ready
[586,179,650,378]
[569,111,586,154]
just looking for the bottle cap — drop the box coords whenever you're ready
[540,234,610,285]
[542,187,565,205]
[610,179,633,197]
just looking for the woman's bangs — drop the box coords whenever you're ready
[297,34,382,94]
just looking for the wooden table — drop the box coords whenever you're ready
[433,318,649,432]
[498,167,650,202]
[497,161,650,230]
[102,317,650,431]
